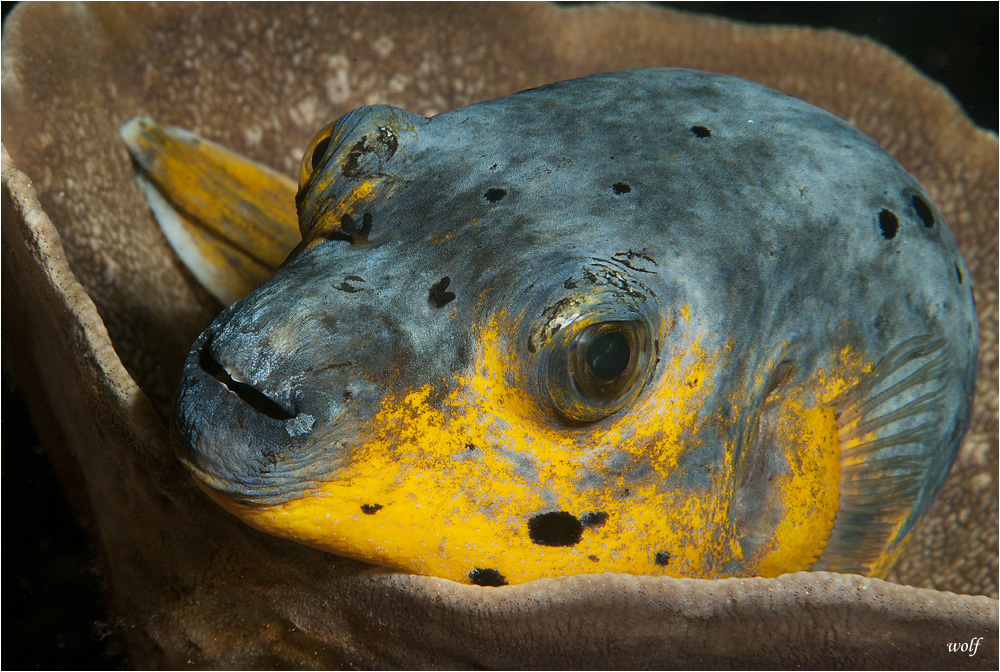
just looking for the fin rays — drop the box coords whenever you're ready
[815,334,952,575]
[839,386,945,443]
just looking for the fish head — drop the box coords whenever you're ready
[174,69,978,586]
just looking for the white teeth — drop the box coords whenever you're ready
[224,363,248,384]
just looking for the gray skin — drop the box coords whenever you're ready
[174,69,977,575]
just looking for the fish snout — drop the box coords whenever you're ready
[173,316,358,503]
[172,259,470,503]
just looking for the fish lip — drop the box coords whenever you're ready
[173,331,322,501]
[196,331,299,421]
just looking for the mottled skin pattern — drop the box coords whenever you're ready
[174,70,977,585]
[3,3,996,667]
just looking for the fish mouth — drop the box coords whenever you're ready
[197,338,297,421]
[174,330,329,504]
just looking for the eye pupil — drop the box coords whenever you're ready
[310,136,332,170]
[586,331,630,380]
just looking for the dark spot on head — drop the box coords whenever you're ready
[342,136,368,177]
[955,264,963,284]
[580,511,609,528]
[484,188,507,203]
[342,390,353,401]
[469,568,508,587]
[913,195,935,228]
[338,212,372,246]
[465,443,477,452]
[654,551,671,566]
[612,182,631,195]
[360,504,383,515]
[310,136,331,171]
[690,125,711,138]
[429,276,456,308]
[335,275,365,293]
[588,555,599,562]
[878,209,899,239]
[527,511,583,546]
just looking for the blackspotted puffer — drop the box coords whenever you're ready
[127,69,978,587]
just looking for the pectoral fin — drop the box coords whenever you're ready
[816,334,955,576]
[121,117,300,305]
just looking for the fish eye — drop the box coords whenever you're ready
[545,320,654,423]
[298,121,337,189]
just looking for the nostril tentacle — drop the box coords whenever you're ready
[199,341,296,420]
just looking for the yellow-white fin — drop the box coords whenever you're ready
[136,174,272,306]
[121,117,301,305]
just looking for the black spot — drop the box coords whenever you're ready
[338,212,372,246]
[564,277,578,289]
[690,125,711,138]
[484,188,507,203]
[341,128,397,178]
[912,195,935,228]
[527,511,583,547]
[465,443,477,452]
[429,276,456,308]
[488,163,499,171]
[955,264,963,284]
[360,504,383,515]
[342,390,353,401]
[341,136,369,177]
[580,511,609,529]
[612,182,631,195]
[310,136,331,171]
[878,209,899,239]
[469,568,508,587]
[654,551,671,566]
[335,275,366,293]
[588,555,600,562]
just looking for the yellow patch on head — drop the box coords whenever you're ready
[224,311,752,584]
[306,179,379,240]
[752,404,841,576]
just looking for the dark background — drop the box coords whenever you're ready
[2,2,997,669]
